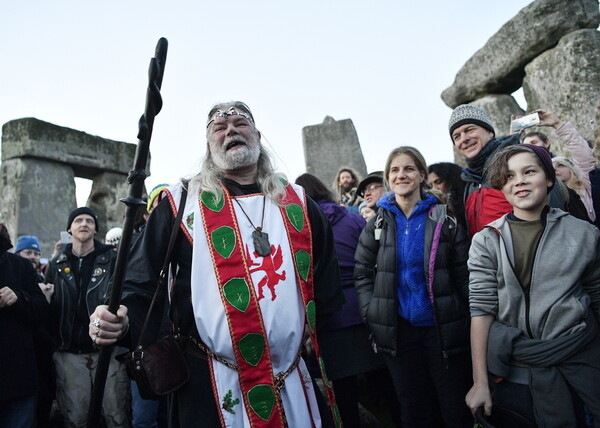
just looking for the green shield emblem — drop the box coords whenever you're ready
[285,204,304,232]
[238,333,265,367]
[295,250,310,281]
[201,190,224,212]
[306,300,316,333]
[247,384,275,421]
[211,226,235,259]
[223,278,250,312]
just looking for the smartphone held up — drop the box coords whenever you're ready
[511,112,541,132]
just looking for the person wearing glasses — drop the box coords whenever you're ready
[356,172,385,211]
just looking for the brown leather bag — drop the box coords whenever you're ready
[119,182,190,400]
[123,335,189,400]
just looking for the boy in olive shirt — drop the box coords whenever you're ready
[466,144,600,427]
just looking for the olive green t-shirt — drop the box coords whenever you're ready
[507,218,544,292]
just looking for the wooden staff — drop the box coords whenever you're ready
[87,37,168,427]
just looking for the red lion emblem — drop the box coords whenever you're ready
[245,244,287,301]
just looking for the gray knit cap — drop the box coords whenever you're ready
[448,104,495,141]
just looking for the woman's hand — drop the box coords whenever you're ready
[535,109,563,129]
[89,305,129,346]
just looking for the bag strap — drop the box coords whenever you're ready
[135,181,188,349]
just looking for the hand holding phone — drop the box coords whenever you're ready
[511,112,540,132]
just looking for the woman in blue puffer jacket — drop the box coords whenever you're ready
[354,146,472,428]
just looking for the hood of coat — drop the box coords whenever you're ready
[317,199,350,226]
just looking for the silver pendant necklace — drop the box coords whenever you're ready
[233,195,271,257]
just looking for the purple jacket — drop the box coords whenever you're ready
[317,200,366,331]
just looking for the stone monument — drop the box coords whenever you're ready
[443,0,600,160]
[302,116,368,190]
[0,118,140,256]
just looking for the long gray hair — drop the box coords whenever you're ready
[189,102,288,204]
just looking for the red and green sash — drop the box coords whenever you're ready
[278,185,341,427]
[198,182,340,427]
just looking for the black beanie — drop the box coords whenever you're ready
[67,207,99,232]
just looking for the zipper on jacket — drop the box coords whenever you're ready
[493,227,534,338]
[382,211,401,356]
[525,221,548,339]
[426,211,449,367]
[523,292,533,338]
[489,223,547,339]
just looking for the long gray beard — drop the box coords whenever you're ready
[212,141,260,171]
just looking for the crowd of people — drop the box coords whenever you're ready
[1,100,599,428]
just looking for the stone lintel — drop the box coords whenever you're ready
[1,117,138,175]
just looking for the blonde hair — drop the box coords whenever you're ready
[552,156,589,198]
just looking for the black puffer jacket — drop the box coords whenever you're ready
[353,202,470,357]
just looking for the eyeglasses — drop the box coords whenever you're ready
[366,184,383,192]
[20,249,41,257]
[364,184,383,193]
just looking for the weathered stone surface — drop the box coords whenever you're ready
[88,172,129,238]
[453,95,525,165]
[0,158,76,256]
[472,95,525,137]
[523,29,600,145]
[302,116,367,189]
[1,117,138,176]
[442,0,600,108]
[1,117,144,257]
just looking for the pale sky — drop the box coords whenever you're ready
[0,1,533,204]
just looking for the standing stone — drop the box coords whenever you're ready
[1,117,139,256]
[442,0,600,108]
[452,95,525,165]
[88,172,131,239]
[302,116,367,190]
[523,29,600,145]
[471,95,525,137]
[0,158,76,257]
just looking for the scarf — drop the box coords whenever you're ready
[465,135,520,180]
